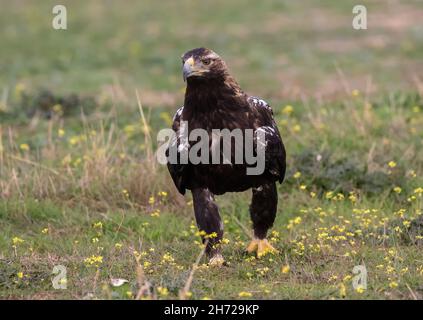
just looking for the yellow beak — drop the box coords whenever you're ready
[183,56,196,81]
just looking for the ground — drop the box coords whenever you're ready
[0,1,423,299]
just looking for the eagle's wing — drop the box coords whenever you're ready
[248,97,286,183]
[166,106,188,195]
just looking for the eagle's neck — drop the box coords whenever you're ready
[183,75,247,116]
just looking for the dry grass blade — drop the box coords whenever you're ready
[135,89,153,161]
[179,240,208,300]
[134,250,153,300]
[6,154,59,175]
[232,215,253,239]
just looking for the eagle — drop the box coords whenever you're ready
[167,48,286,266]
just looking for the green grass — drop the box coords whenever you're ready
[0,1,423,299]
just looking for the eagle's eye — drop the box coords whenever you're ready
[202,58,212,66]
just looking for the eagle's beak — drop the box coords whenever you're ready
[183,56,207,82]
[183,57,195,82]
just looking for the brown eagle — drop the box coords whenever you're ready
[167,48,286,266]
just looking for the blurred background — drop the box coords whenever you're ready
[1,0,422,105]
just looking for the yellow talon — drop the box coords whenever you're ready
[257,239,278,258]
[246,238,278,258]
[246,239,259,253]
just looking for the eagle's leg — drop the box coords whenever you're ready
[192,188,224,266]
[247,182,279,258]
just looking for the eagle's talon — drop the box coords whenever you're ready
[246,238,278,258]
[246,239,259,253]
[208,253,225,267]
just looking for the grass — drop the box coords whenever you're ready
[0,1,423,299]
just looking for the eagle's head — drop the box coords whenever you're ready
[181,48,228,83]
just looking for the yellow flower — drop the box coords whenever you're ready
[17,272,24,279]
[157,286,169,297]
[151,209,160,217]
[93,221,103,229]
[84,255,103,267]
[339,283,347,297]
[158,191,168,197]
[389,281,398,289]
[292,124,301,133]
[58,129,65,137]
[19,143,29,151]
[282,105,294,115]
[238,291,252,298]
[52,104,63,114]
[343,275,352,282]
[393,187,402,194]
[12,236,25,246]
[328,275,338,282]
[41,228,49,234]
[281,265,290,274]
[196,230,207,237]
[388,161,397,168]
[205,232,218,239]
[287,216,302,230]
[351,89,360,97]
[124,124,136,136]
[335,193,345,201]
[161,252,175,264]
[148,196,155,205]
[69,136,79,145]
[293,171,301,179]
[355,286,365,294]
[122,189,129,198]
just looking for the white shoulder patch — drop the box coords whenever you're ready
[248,96,271,111]
[173,106,184,121]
